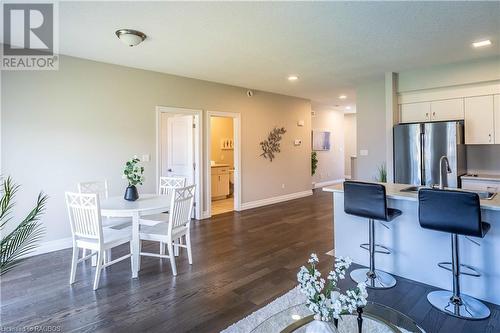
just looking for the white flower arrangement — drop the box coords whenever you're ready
[297,254,368,322]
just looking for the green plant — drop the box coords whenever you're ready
[0,177,48,275]
[311,151,318,176]
[376,163,387,183]
[123,157,145,186]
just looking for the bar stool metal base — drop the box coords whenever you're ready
[427,290,490,320]
[350,268,397,289]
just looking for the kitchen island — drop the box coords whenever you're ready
[323,182,500,305]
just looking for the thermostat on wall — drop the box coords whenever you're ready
[297,120,305,127]
[294,139,302,146]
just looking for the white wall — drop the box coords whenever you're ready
[1,55,312,245]
[355,78,387,181]
[343,114,357,178]
[311,109,345,186]
[398,56,500,92]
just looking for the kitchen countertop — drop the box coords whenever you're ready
[323,182,500,211]
[461,174,500,182]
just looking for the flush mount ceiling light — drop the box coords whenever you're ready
[115,29,147,47]
[345,106,352,110]
[472,39,491,48]
[339,94,347,99]
[287,75,299,81]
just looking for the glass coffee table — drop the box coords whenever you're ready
[250,302,425,333]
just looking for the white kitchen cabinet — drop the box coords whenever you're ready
[494,94,500,144]
[211,166,230,199]
[465,95,495,144]
[461,178,500,193]
[400,102,431,123]
[430,98,464,121]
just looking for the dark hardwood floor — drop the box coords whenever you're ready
[1,189,499,333]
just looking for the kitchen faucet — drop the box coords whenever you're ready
[439,156,452,189]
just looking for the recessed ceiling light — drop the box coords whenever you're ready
[339,95,347,99]
[115,29,147,47]
[291,314,301,320]
[288,75,299,81]
[345,106,352,110]
[472,40,491,48]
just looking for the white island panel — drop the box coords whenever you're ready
[326,184,500,305]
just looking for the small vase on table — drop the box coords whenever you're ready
[123,157,144,202]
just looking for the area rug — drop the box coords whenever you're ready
[221,286,417,333]
[221,286,305,333]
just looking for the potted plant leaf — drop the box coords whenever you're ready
[123,157,145,201]
[1,176,48,275]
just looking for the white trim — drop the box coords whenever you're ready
[240,190,312,211]
[398,81,500,104]
[344,175,352,180]
[22,237,73,258]
[206,111,242,218]
[156,106,203,220]
[313,179,344,189]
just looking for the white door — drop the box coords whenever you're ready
[400,102,431,123]
[465,95,494,144]
[430,98,464,121]
[494,94,500,144]
[162,115,195,185]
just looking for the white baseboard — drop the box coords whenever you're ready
[23,237,73,258]
[313,179,344,189]
[240,190,313,211]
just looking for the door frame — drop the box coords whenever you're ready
[205,110,242,217]
[156,106,202,219]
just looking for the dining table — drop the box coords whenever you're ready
[100,194,171,278]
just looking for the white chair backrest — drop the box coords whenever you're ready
[169,185,196,231]
[78,180,109,200]
[65,192,103,240]
[159,176,186,197]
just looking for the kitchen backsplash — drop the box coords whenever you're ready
[466,145,500,175]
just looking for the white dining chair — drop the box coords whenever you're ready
[65,192,132,290]
[138,185,195,276]
[139,176,186,254]
[78,180,132,264]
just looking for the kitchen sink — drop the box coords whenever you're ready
[400,186,497,200]
[400,186,429,193]
[465,189,497,200]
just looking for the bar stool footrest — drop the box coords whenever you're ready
[360,243,391,254]
[437,262,481,277]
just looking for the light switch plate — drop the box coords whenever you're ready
[359,149,368,156]
[297,120,305,127]
[142,154,151,162]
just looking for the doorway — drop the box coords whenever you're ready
[206,111,241,217]
[156,106,202,219]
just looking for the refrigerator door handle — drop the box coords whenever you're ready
[420,131,425,186]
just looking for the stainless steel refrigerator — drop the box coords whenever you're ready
[393,121,466,188]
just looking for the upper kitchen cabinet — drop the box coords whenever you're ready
[430,98,464,121]
[465,95,494,144]
[400,102,431,123]
[399,99,464,123]
[495,94,500,144]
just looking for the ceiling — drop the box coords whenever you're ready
[19,2,500,110]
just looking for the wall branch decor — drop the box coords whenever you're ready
[260,127,286,162]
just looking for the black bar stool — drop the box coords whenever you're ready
[418,188,491,320]
[344,181,401,289]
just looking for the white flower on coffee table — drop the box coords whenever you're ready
[297,254,368,322]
